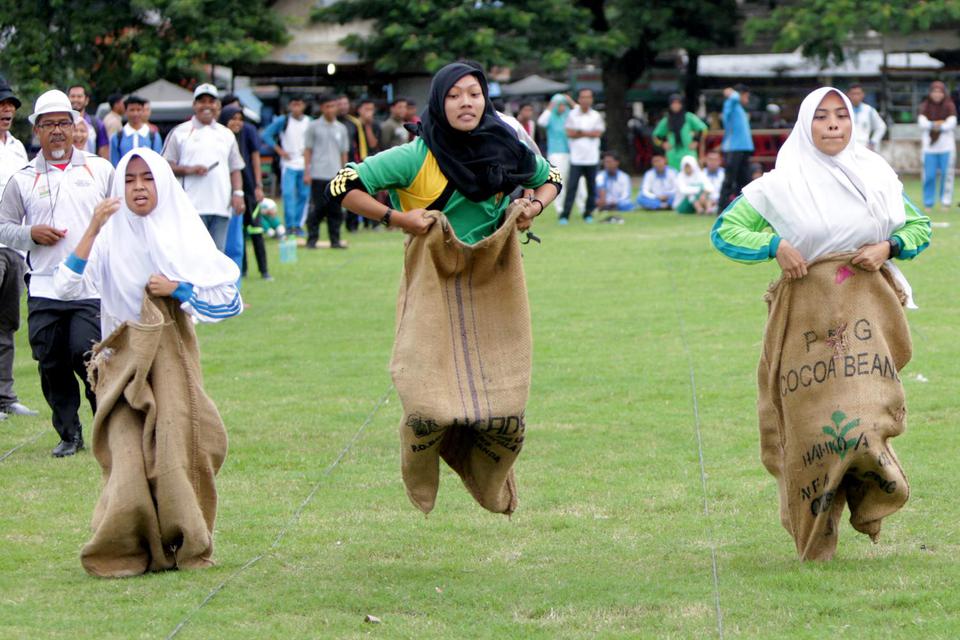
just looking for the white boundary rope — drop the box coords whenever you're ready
[165,383,394,639]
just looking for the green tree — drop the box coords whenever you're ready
[316,0,737,171]
[0,0,287,103]
[745,0,960,64]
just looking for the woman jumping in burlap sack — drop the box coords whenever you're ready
[711,88,931,560]
[327,62,562,515]
[53,148,242,577]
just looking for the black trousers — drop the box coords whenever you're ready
[562,164,598,219]
[27,297,100,442]
[241,191,269,277]
[718,151,753,212]
[307,180,343,246]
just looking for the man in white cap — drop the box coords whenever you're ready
[0,89,113,457]
[0,78,39,422]
[162,83,245,251]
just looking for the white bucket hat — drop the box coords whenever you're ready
[29,89,79,125]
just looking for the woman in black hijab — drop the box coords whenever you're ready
[328,61,562,242]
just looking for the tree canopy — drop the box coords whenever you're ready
[746,0,960,64]
[0,0,287,102]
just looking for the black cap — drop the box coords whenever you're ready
[0,78,21,109]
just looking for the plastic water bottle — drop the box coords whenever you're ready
[279,237,297,263]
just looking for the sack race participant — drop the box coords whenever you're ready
[53,148,242,576]
[711,87,931,560]
[328,62,562,514]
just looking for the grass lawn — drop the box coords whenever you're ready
[1,180,957,639]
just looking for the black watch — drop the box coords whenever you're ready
[381,208,393,227]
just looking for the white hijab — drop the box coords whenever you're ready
[741,87,915,306]
[677,156,710,196]
[94,148,240,326]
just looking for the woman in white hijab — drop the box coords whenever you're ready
[54,147,242,335]
[674,155,712,214]
[711,87,930,282]
[710,88,931,561]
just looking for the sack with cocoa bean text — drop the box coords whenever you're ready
[81,295,227,577]
[757,253,911,560]
[391,202,531,515]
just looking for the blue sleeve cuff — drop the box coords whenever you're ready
[171,282,194,302]
[768,235,782,258]
[64,253,87,274]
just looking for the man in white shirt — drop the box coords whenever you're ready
[636,154,678,210]
[848,84,887,151]
[0,80,38,422]
[162,84,245,251]
[0,90,114,456]
[702,150,726,213]
[595,152,633,211]
[561,88,605,223]
[262,95,312,234]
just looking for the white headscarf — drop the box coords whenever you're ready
[676,155,710,196]
[94,148,240,326]
[741,87,915,306]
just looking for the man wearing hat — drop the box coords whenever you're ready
[108,94,163,166]
[162,83,245,251]
[0,79,39,423]
[0,89,114,456]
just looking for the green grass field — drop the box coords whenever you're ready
[1,180,958,639]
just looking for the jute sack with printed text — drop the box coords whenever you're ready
[80,296,227,577]
[391,202,531,515]
[757,253,911,561]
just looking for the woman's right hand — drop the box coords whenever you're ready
[91,197,121,231]
[394,209,435,235]
[776,239,807,281]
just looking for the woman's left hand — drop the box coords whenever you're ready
[516,199,541,231]
[852,242,891,272]
[147,274,179,297]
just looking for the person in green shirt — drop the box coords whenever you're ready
[652,94,709,170]
[328,62,562,241]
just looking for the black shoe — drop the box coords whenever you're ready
[261,273,274,281]
[330,243,348,250]
[305,242,318,250]
[52,437,82,457]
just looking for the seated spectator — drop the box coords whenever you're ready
[636,154,677,210]
[703,150,725,214]
[674,156,713,215]
[595,151,634,211]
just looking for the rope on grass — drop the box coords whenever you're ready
[165,383,394,640]
[0,429,46,463]
[668,267,725,640]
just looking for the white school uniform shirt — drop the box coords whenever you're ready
[279,115,311,171]
[566,107,605,166]
[0,149,113,299]
[595,169,632,206]
[162,117,245,217]
[0,132,28,198]
[640,167,678,199]
[704,167,725,202]
[851,102,886,148]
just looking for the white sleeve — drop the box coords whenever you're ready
[941,115,957,133]
[918,115,931,131]
[537,110,551,128]
[869,107,887,145]
[174,281,243,324]
[640,171,656,198]
[52,247,102,300]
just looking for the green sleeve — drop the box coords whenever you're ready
[652,118,668,141]
[353,140,426,193]
[687,113,708,132]
[522,154,554,189]
[711,195,780,263]
[891,195,931,259]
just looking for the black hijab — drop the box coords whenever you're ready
[412,62,538,202]
[667,94,686,145]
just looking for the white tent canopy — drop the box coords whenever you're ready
[501,74,569,97]
[698,49,943,78]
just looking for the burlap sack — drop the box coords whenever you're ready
[80,295,228,577]
[391,202,531,515]
[757,253,911,560]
